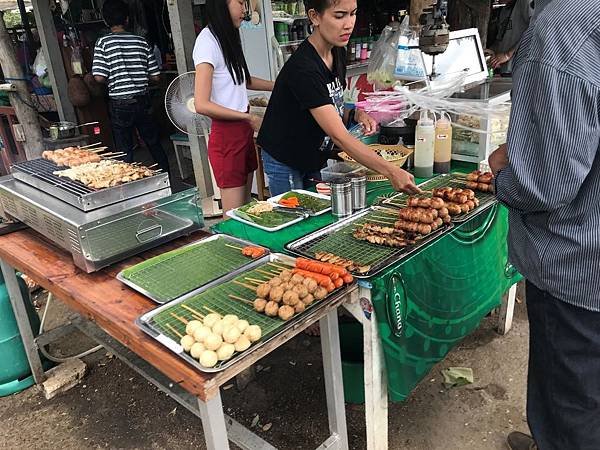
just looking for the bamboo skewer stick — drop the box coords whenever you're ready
[166,323,184,339]
[244,278,263,286]
[256,269,277,278]
[225,243,243,251]
[202,306,221,316]
[79,142,103,149]
[233,280,257,291]
[170,312,188,325]
[229,294,254,306]
[268,262,293,270]
[365,218,397,226]
[89,147,109,153]
[246,277,267,284]
[181,304,205,320]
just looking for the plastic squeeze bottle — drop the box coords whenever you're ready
[434,113,452,174]
[414,110,435,178]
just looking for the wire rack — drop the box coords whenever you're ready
[285,207,452,278]
[381,173,497,223]
[12,158,95,195]
[139,254,347,372]
[119,236,264,303]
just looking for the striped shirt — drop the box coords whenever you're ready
[495,0,600,311]
[92,32,159,99]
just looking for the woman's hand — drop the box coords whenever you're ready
[386,165,421,194]
[354,108,378,136]
[247,114,263,132]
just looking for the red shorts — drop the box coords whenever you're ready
[207,119,257,189]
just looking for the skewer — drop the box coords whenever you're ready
[268,262,293,270]
[170,312,188,325]
[370,215,397,222]
[181,304,205,320]
[365,218,397,225]
[148,163,158,168]
[233,280,257,291]
[256,269,277,278]
[202,306,221,316]
[224,243,243,251]
[229,294,254,306]
[165,323,184,339]
[246,212,262,220]
[246,277,267,285]
[79,142,103,149]
[89,147,109,153]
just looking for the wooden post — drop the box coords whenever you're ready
[0,12,44,159]
[31,0,77,123]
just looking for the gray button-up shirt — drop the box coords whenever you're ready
[495,0,600,311]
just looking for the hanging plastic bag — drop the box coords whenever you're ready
[394,15,427,81]
[33,48,47,77]
[367,22,401,90]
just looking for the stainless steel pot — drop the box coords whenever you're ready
[49,121,99,140]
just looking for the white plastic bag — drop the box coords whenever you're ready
[367,23,400,90]
[33,48,47,77]
[394,15,426,81]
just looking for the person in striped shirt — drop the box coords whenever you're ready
[92,0,169,173]
[489,0,600,449]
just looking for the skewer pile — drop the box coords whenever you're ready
[313,252,372,274]
[169,306,262,368]
[464,170,495,192]
[431,187,479,215]
[54,160,157,189]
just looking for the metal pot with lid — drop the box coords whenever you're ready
[48,121,99,141]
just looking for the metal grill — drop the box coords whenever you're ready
[381,173,497,223]
[12,158,94,195]
[285,207,452,278]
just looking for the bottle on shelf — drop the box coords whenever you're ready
[414,110,435,178]
[360,38,368,60]
[434,113,453,174]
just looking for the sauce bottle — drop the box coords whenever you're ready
[414,110,435,178]
[434,113,452,173]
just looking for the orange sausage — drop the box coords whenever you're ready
[334,277,344,288]
[342,274,354,284]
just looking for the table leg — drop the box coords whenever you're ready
[198,391,230,450]
[319,309,349,450]
[344,288,388,450]
[0,258,45,384]
[497,283,517,335]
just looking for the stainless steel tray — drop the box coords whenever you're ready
[136,253,354,373]
[11,158,170,212]
[381,173,497,223]
[285,206,453,279]
[117,234,270,304]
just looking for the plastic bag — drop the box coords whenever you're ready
[367,22,400,90]
[394,15,427,81]
[33,48,47,77]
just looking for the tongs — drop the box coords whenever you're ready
[273,205,310,218]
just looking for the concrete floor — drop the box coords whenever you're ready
[0,283,530,450]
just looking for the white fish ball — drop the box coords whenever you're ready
[223,326,241,344]
[203,313,221,328]
[204,333,223,351]
[199,350,218,368]
[222,314,239,326]
[234,336,251,352]
[244,325,262,343]
[192,325,211,343]
[185,320,203,336]
[216,343,235,361]
[212,320,226,336]
[235,320,249,333]
[190,342,206,359]
[180,335,195,352]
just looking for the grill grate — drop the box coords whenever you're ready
[12,158,95,196]
[120,236,263,303]
[381,173,497,222]
[286,207,451,278]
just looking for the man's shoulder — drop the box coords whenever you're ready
[100,32,150,47]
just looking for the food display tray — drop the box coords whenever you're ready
[267,190,331,216]
[225,208,305,232]
[117,235,269,304]
[136,253,354,373]
[285,206,452,279]
[381,173,497,223]
[11,158,170,212]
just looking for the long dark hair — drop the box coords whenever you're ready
[303,0,347,86]
[206,0,250,85]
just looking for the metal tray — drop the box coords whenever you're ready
[117,235,270,304]
[136,253,354,373]
[267,190,331,216]
[285,206,453,279]
[381,173,497,223]
[11,158,170,212]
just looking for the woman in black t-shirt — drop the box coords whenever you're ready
[257,0,420,196]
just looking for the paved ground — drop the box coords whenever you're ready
[0,283,529,450]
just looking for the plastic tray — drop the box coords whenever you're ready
[117,235,268,304]
[226,208,305,232]
[267,189,331,216]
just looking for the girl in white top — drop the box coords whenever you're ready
[193,0,273,216]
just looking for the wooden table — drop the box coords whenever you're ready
[0,229,353,450]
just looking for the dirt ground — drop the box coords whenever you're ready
[0,282,529,450]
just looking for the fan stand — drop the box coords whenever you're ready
[187,116,223,217]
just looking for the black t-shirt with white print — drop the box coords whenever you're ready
[257,39,346,173]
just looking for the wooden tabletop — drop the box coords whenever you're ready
[0,229,354,401]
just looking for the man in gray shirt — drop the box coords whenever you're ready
[489,0,600,449]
